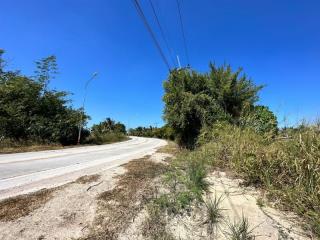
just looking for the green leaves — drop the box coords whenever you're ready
[34,55,58,91]
[163,63,262,148]
[239,105,278,135]
[0,55,87,145]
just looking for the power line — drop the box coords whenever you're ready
[176,0,190,67]
[148,0,176,68]
[132,0,171,71]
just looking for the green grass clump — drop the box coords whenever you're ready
[204,194,225,235]
[186,158,208,199]
[153,191,194,215]
[225,215,255,240]
[154,151,210,216]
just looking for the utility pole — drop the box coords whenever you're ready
[0,49,5,74]
[77,72,98,144]
[176,55,181,69]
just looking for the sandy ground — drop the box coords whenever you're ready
[119,171,312,240]
[0,166,125,240]
[0,148,312,240]
[164,171,311,240]
[0,151,171,240]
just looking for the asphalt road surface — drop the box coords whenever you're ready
[0,137,166,199]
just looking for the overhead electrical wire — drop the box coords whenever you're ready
[176,0,190,67]
[148,0,176,68]
[132,0,171,71]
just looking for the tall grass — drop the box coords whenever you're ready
[193,123,320,236]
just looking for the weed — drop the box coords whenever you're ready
[224,215,255,240]
[256,197,265,208]
[153,191,194,215]
[186,158,208,199]
[203,194,225,235]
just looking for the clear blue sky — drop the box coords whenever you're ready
[1,0,319,128]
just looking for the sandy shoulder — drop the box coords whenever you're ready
[0,165,125,240]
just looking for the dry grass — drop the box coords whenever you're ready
[0,144,65,154]
[190,123,320,237]
[79,156,168,240]
[0,136,130,154]
[142,204,175,240]
[157,141,180,155]
[75,174,101,184]
[0,188,56,222]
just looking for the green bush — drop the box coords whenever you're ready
[86,132,128,145]
[239,105,278,135]
[87,118,128,145]
[163,63,262,148]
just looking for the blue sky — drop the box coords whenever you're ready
[1,0,319,128]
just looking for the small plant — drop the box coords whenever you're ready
[186,158,208,199]
[203,194,225,236]
[153,191,194,215]
[225,215,255,240]
[256,197,265,208]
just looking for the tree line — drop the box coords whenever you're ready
[0,50,126,147]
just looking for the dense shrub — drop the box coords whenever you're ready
[87,118,128,145]
[163,63,262,148]
[239,105,278,135]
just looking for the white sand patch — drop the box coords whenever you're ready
[0,166,125,240]
[168,171,311,240]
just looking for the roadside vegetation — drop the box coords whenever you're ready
[125,63,319,238]
[157,64,319,238]
[1,48,318,238]
[0,50,127,153]
[86,118,128,145]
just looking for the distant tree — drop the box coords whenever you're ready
[113,122,126,134]
[128,124,175,140]
[88,118,127,145]
[91,118,126,135]
[34,55,58,91]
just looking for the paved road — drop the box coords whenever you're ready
[0,137,166,199]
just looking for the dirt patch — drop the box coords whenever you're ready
[79,156,168,240]
[0,188,56,222]
[75,174,101,184]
